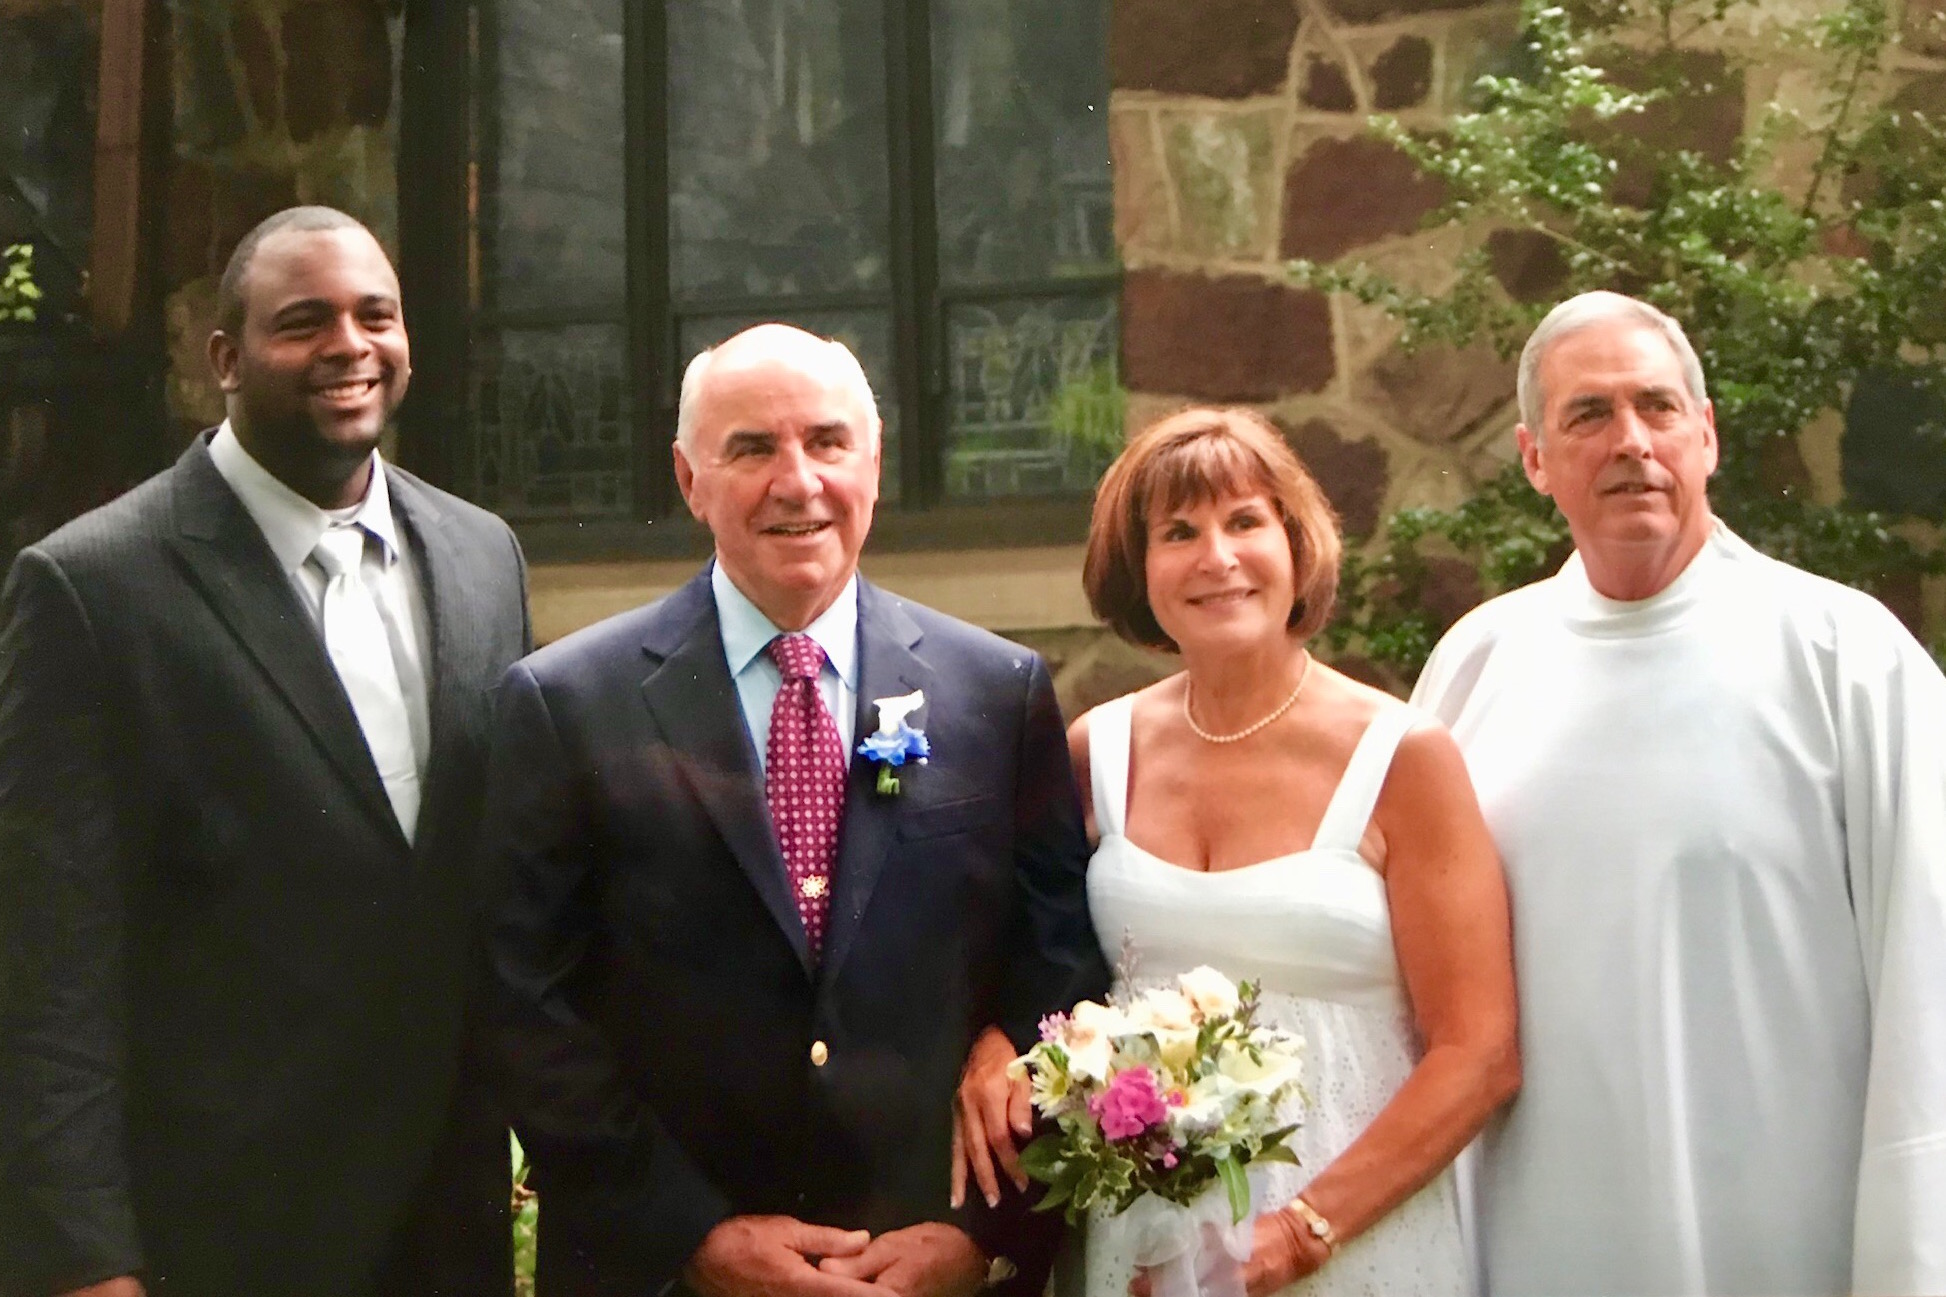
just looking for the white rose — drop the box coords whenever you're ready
[1176,966,1241,1021]
[1064,1000,1130,1083]
[1070,999,1130,1038]
[1136,987,1197,1032]
[1216,1039,1304,1098]
[1151,1026,1199,1075]
[1167,1074,1237,1141]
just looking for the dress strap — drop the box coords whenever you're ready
[1086,693,1136,840]
[1310,704,1420,854]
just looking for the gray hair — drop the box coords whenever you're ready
[1517,291,1708,438]
[674,327,881,451]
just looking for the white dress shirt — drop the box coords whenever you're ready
[207,422,433,778]
[711,562,858,775]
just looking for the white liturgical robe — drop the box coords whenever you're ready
[1412,523,1946,1297]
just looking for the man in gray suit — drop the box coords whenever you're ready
[0,207,530,1297]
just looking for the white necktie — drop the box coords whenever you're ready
[312,525,421,841]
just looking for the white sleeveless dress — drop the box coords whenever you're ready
[1077,694,1470,1297]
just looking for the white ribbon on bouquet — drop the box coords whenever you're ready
[1098,1173,1264,1297]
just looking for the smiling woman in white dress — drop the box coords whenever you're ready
[955,408,1520,1297]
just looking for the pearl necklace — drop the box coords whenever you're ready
[1182,652,1313,744]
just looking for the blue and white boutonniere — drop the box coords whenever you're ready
[857,689,930,795]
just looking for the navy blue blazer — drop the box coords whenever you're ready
[484,568,1107,1294]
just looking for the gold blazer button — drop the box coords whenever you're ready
[810,1040,829,1067]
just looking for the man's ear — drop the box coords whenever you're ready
[1516,423,1549,496]
[672,442,703,520]
[208,330,241,393]
[1700,398,1720,478]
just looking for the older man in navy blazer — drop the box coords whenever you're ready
[485,324,1106,1297]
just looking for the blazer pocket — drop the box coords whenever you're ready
[898,795,1002,842]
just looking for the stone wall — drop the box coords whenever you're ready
[159,0,401,443]
[1111,0,1525,548]
[1059,0,1530,703]
[1099,0,1946,686]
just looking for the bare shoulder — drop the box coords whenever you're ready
[1302,660,1399,746]
[1289,660,1477,818]
[1379,708,1482,829]
[1069,675,1182,780]
[1390,717,1471,785]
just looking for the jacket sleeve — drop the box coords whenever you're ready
[481,659,733,1288]
[997,653,1109,1052]
[0,549,146,1293]
[956,654,1106,1289]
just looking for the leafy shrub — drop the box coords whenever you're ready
[1,244,40,323]
[1295,0,1946,677]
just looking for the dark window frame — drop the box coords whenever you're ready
[398,0,1117,562]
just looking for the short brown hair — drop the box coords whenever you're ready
[1084,407,1342,652]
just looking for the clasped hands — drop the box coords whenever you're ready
[684,1216,987,1297]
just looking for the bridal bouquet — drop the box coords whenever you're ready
[1010,966,1304,1226]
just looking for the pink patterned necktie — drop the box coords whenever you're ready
[766,633,846,959]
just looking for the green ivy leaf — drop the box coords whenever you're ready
[1216,1155,1250,1225]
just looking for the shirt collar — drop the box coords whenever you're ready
[207,421,401,574]
[711,561,859,690]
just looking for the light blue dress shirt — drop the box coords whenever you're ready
[711,563,859,776]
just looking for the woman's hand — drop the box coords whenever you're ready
[1243,1206,1331,1295]
[950,1025,1032,1208]
[1125,1209,1331,1297]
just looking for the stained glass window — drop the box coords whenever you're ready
[463,0,1115,527]
[669,0,890,299]
[471,0,631,515]
[473,324,632,518]
[931,0,1113,287]
[487,0,626,317]
[932,0,1114,499]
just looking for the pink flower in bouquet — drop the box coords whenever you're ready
[1090,1065,1169,1141]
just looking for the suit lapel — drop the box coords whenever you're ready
[820,580,931,986]
[639,574,812,974]
[387,469,476,861]
[165,437,404,844]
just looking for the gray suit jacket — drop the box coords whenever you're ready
[0,434,530,1296]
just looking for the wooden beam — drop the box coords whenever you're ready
[89,0,148,337]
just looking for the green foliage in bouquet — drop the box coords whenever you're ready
[1,244,41,323]
[1294,0,1946,679]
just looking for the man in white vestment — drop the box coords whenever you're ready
[1411,290,1946,1297]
